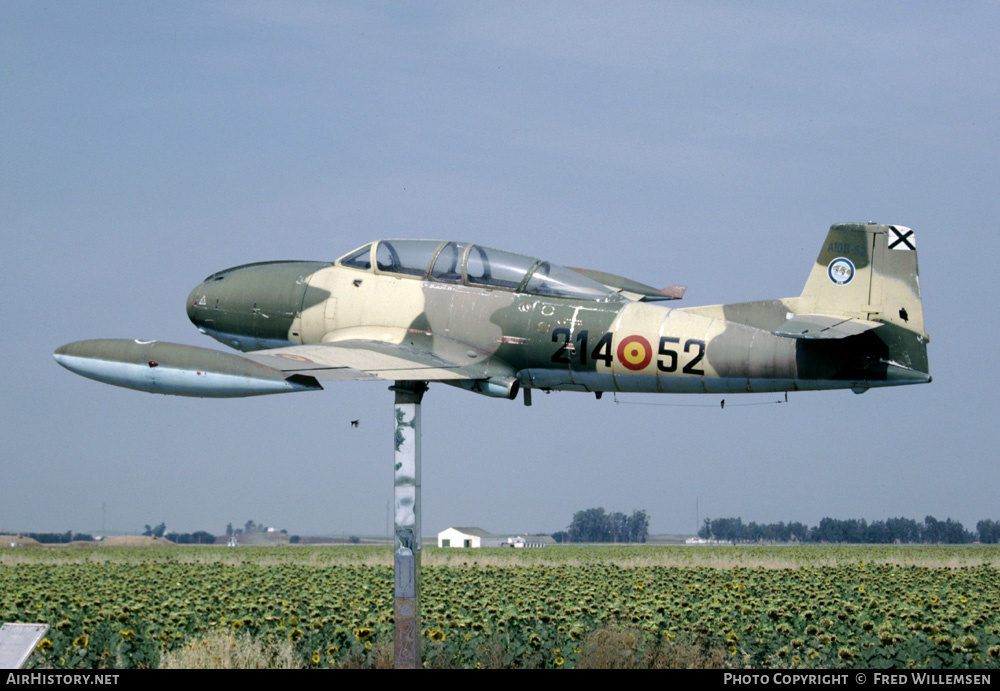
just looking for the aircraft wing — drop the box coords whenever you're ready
[53,330,520,399]
[240,332,514,382]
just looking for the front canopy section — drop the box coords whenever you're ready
[336,240,621,301]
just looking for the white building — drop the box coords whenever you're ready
[437,527,554,548]
[506,535,556,548]
[437,527,505,548]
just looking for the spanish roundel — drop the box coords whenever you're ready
[617,335,652,371]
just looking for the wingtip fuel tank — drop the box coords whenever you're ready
[53,339,323,397]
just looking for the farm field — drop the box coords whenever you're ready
[2,544,998,669]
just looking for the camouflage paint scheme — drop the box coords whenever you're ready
[54,223,930,400]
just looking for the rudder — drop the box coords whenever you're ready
[796,222,929,382]
[799,223,925,337]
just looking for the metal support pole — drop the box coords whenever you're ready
[391,381,427,669]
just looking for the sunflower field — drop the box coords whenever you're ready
[2,545,998,669]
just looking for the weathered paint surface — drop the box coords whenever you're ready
[57,223,930,399]
[392,382,424,669]
[53,339,321,397]
[393,388,421,555]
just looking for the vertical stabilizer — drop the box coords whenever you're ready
[794,222,929,382]
[799,223,925,337]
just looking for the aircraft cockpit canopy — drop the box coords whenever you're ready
[338,240,618,301]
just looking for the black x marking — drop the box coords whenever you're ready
[888,226,915,250]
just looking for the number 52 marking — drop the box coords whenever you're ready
[655,336,705,375]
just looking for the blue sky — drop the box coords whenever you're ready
[3,2,997,537]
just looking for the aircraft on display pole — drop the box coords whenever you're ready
[54,223,930,401]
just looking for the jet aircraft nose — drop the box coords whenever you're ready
[186,282,205,328]
[186,260,332,351]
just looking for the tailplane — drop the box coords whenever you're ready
[788,222,930,385]
[680,222,930,388]
[797,223,925,335]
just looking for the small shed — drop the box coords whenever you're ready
[506,535,556,548]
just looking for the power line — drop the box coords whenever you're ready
[612,393,789,408]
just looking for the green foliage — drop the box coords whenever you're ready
[977,520,1000,544]
[22,532,91,544]
[142,523,166,538]
[163,531,215,544]
[567,508,649,543]
[699,515,988,544]
[6,545,999,669]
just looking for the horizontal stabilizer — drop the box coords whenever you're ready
[773,314,883,340]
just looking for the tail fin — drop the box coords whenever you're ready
[679,222,930,388]
[799,223,925,335]
[792,223,929,383]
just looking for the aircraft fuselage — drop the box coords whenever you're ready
[185,235,928,397]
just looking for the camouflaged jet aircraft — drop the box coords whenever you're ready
[54,223,930,402]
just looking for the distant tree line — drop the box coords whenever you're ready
[142,523,167,538]
[553,508,650,543]
[143,523,215,543]
[14,519,293,545]
[697,516,1000,544]
[164,531,216,544]
[225,520,282,536]
[20,531,94,544]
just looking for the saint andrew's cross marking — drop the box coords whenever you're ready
[888,226,915,250]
